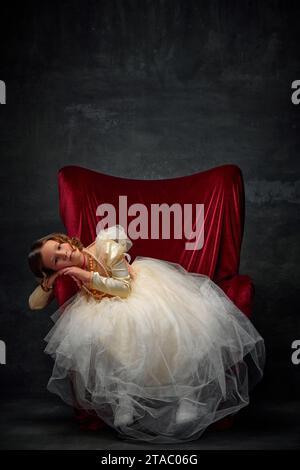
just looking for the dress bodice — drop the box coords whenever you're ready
[82,243,110,277]
[80,236,133,301]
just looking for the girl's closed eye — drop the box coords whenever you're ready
[55,243,61,264]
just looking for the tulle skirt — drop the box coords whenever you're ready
[44,256,265,444]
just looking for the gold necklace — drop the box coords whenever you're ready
[82,253,107,301]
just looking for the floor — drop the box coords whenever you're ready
[0,395,299,450]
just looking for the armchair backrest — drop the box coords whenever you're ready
[55,164,246,306]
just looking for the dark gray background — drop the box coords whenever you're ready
[0,0,299,409]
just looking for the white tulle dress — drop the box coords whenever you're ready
[44,224,265,444]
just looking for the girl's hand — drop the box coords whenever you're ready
[58,266,92,289]
[41,271,61,291]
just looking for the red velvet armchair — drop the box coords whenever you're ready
[54,163,254,432]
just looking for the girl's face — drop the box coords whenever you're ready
[40,240,83,271]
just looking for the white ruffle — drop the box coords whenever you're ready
[44,255,265,444]
[96,224,133,254]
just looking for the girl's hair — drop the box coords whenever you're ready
[28,233,83,281]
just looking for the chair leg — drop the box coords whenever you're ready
[210,415,235,431]
[69,371,107,431]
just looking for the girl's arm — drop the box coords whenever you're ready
[28,271,60,310]
[28,284,55,310]
[90,269,131,298]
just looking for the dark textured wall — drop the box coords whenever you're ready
[0,1,299,401]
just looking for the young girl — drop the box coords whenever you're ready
[28,224,265,444]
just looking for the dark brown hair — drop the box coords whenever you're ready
[28,232,83,282]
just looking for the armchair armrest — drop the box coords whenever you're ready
[217,274,255,319]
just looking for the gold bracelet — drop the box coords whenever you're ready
[40,280,54,292]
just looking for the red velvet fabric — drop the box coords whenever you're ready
[54,163,254,432]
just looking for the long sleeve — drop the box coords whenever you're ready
[90,239,132,298]
[28,285,54,310]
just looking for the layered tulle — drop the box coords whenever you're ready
[44,256,265,444]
